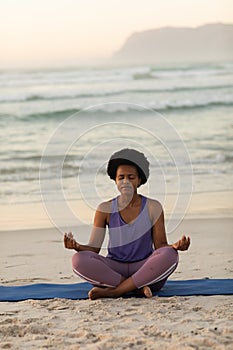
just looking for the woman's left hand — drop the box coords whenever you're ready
[172,235,190,251]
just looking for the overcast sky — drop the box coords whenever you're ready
[1,0,232,68]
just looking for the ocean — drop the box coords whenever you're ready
[1,62,233,227]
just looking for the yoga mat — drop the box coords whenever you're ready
[0,279,232,302]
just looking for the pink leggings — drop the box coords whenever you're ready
[72,246,178,291]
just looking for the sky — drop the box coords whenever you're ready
[0,0,232,68]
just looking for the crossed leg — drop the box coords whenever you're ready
[72,247,178,300]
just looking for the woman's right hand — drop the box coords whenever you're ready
[64,232,80,251]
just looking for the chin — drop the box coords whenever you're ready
[121,189,133,195]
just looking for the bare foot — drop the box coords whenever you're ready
[140,286,153,298]
[88,287,116,300]
[88,285,153,300]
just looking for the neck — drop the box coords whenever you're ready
[118,193,140,208]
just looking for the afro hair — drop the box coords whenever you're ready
[107,148,149,187]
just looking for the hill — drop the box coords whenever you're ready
[112,23,233,64]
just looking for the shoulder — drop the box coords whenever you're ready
[96,199,113,214]
[146,197,163,209]
[145,197,164,220]
[94,199,113,227]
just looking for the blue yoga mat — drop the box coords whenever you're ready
[0,279,232,302]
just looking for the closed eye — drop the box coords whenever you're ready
[117,175,136,180]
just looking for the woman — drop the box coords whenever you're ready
[64,148,190,300]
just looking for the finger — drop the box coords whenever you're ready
[71,239,76,246]
[177,240,182,249]
[64,236,68,247]
[179,236,184,245]
[183,239,190,250]
[183,236,190,247]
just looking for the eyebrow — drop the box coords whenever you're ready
[117,173,136,177]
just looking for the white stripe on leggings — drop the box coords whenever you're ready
[137,261,178,289]
[72,268,116,288]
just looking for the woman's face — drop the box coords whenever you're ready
[115,165,141,196]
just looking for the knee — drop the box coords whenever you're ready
[165,246,179,260]
[164,246,178,256]
[167,247,179,267]
[154,246,179,264]
[72,251,97,271]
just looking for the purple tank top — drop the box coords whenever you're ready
[107,195,154,262]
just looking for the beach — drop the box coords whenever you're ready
[1,62,233,348]
[1,212,233,349]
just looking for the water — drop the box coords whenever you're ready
[1,62,233,208]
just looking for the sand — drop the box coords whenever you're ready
[0,215,233,349]
[0,295,232,350]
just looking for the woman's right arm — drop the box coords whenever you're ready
[64,202,109,254]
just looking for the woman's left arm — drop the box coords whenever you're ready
[149,199,190,251]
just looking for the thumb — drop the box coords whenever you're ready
[172,242,179,250]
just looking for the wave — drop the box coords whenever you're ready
[1,61,233,90]
[1,99,233,121]
[20,108,81,121]
[131,62,233,80]
[1,83,233,103]
[2,150,232,185]
[191,153,233,166]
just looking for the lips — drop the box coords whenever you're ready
[121,186,132,191]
